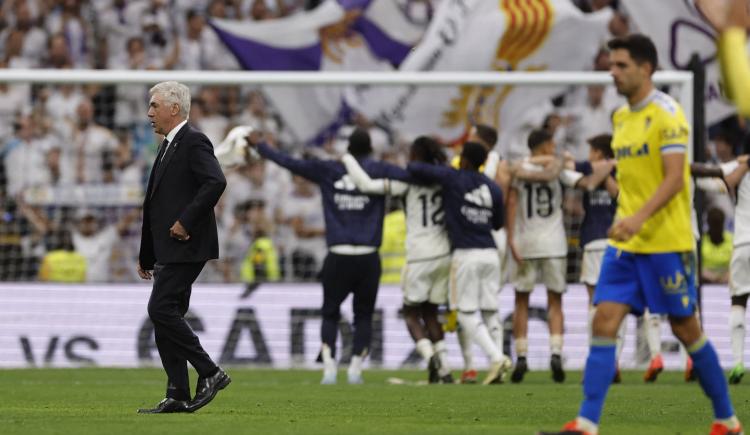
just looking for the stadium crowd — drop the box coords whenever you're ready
[0,0,743,288]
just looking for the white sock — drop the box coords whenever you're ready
[458,324,475,371]
[515,337,528,358]
[348,355,363,377]
[615,318,626,361]
[415,338,434,361]
[434,340,451,376]
[321,344,336,375]
[717,416,741,431]
[550,334,563,356]
[646,311,662,358]
[730,305,746,367]
[587,306,596,345]
[481,310,506,358]
[575,417,599,435]
[458,311,502,363]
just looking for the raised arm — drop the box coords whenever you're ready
[722,157,749,190]
[511,156,563,183]
[575,160,616,191]
[407,161,453,184]
[341,154,409,196]
[483,151,500,179]
[717,0,750,117]
[255,142,324,183]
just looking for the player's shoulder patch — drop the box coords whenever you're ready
[651,91,680,116]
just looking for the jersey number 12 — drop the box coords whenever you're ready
[419,192,444,227]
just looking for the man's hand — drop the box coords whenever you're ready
[608,214,645,242]
[738,154,750,166]
[245,130,264,149]
[137,262,152,280]
[170,220,190,241]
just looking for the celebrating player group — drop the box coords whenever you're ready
[242,33,745,435]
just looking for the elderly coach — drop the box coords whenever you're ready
[137,81,229,414]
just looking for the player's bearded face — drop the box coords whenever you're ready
[609,49,646,98]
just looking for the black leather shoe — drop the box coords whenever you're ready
[188,368,231,412]
[137,398,189,414]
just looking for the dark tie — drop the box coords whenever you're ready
[155,138,169,166]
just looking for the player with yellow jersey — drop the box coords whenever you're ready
[544,34,742,435]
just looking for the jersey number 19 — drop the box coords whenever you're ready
[524,183,554,218]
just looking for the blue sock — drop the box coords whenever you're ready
[579,340,616,424]
[689,336,734,420]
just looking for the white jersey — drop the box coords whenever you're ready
[513,163,582,259]
[721,160,750,246]
[341,154,450,262]
[403,184,451,262]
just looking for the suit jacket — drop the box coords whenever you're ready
[139,123,227,269]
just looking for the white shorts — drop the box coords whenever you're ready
[402,254,451,305]
[730,244,750,297]
[579,239,608,286]
[450,248,501,311]
[513,257,567,293]
[491,228,508,285]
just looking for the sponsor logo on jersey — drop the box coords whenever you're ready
[463,184,493,207]
[334,175,358,191]
[615,143,649,159]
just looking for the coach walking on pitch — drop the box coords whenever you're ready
[136,81,229,414]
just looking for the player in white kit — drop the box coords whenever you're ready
[694,154,750,384]
[507,129,583,383]
[342,136,455,383]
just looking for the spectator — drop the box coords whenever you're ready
[702,208,733,284]
[240,201,281,283]
[96,0,140,68]
[0,1,47,66]
[176,10,207,70]
[566,85,620,160]
[41,32,73,69]
[196,87,229,145]
[45,0,92,68]
[112,37,162,130]
[233,90,281,138]
[43,83,85,139]
[280,175,325,280]
[64,98,118,184]
[38,229,86,283]
[379,203,406,284]
[3,115,51,196]
[71,207,139,282]
[138,0,178,67]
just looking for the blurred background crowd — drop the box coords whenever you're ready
[0,0,744,285]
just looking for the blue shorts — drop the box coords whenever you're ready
[593,245,697,317]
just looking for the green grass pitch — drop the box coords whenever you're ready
[1,368,748,434]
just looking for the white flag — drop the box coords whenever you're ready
[351,0,611,146]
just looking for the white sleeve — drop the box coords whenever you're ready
[721,160,740,176]
[559,169,584,187]
[483,151,499,178]
[695,177,728,194]
[341,154,408,196]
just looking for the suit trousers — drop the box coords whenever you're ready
[147,261,216,400]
